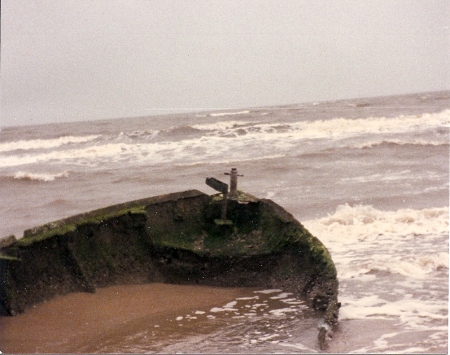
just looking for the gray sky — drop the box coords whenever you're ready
[1,0,449,127]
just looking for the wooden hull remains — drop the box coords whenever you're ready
[0,189,339,349]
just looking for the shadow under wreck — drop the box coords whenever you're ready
[0,173,340,349]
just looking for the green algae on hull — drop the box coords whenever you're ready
[0,189,339,349]
[17,207,147,247]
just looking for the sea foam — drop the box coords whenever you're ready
[1,111,447,169]
[304,204,449,245]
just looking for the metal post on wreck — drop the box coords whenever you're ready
[224,168,243,199]
[205,176,232,225]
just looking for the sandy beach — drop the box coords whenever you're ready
[0,283,251,353]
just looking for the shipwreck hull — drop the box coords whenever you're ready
[0,189,339,348]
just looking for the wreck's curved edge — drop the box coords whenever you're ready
[0,189,339,349]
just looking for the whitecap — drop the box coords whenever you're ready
[209,110,250,117]
[191,120,250,131]
[13,171,69,182]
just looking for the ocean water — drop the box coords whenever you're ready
[0,91,449,353]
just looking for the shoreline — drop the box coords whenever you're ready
[0,283,253,353]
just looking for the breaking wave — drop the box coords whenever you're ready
[0,135,100,152]
[304,204,449,244]
[0,110,447,169]
[13,171,69,182]
[304,204,448,280]
[179,110,450,143]
[195,110,449,138]
[354,138,449,149]
[208,110,250,117]
[304,203,448,345]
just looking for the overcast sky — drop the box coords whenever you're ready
[1,0,449,127]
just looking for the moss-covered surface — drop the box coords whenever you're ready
[17,207,147,247]
[0,189,339,348]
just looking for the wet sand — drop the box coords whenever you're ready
[0,283,252,354]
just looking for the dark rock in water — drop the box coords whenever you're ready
[0,189,339,348]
